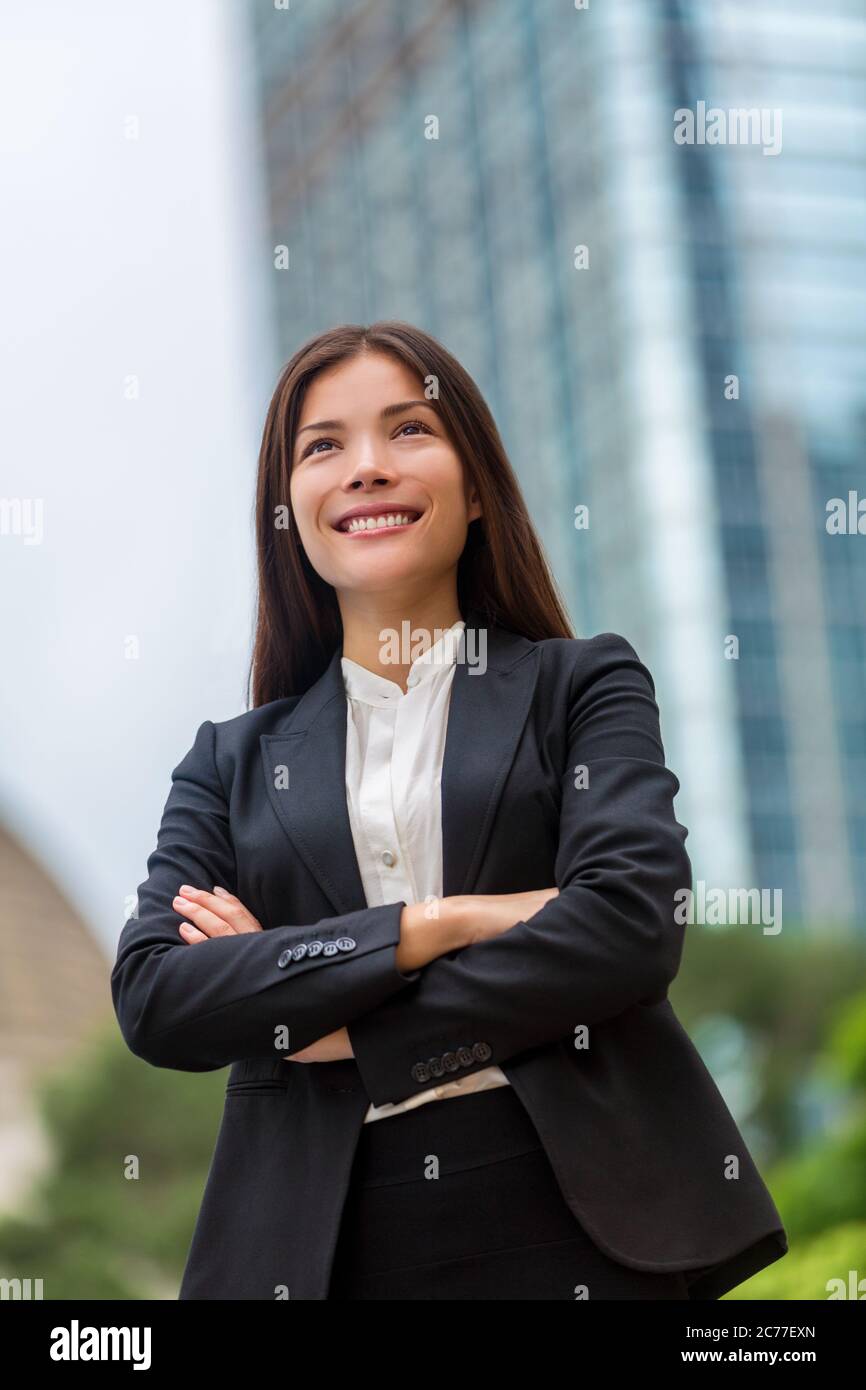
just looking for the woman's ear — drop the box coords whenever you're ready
[467,486,483,524]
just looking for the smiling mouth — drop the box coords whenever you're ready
[333,509,423,536]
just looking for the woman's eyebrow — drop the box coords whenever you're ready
[296,399,437,435]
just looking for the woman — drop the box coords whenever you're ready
[111,320,788,1300]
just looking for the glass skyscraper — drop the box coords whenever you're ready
[245,0,866,931]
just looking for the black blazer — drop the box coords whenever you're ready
[111,605,788,1300]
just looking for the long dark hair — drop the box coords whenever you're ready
[247,320,575,707]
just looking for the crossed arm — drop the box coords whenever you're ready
[167,888,461,1061]
[112,633,691,1098]
[168,886,558,1062]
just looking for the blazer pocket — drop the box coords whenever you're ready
[226,1056,295,1092]
[225,1078,294,1095]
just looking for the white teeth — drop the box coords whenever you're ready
[343,511,418,533]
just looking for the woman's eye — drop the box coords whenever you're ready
[302,438,336,458]
[396,420,432,437]
[301,420,431,459]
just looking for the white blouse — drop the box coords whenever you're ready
[341,618,511,1123]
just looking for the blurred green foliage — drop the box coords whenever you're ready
[0,1036,226,1299]
[1,928,865,1299]
[673,928,866,1299]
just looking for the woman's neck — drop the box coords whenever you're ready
[339,597,465,687]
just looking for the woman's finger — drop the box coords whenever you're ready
[178,922,209,943]
[174,884,263,933]
[172,893,239,937]
[209,886,263,932]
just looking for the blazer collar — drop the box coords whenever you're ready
[259,605,540,915]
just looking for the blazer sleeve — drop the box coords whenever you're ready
[110,718,420,1072]
[348,632,693,1108]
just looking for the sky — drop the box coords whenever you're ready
[0,0,275,955]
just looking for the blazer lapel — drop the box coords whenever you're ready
[260,605,540,917]
[440,614,539,897]
[260,656,364,919]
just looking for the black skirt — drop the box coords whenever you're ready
[328,1083,690,1300]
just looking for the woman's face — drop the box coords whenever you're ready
[289,351,481,605]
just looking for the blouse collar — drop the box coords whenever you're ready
[341,619,466,707]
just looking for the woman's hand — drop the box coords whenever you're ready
[284,1027,354,1063]
[286,889,561,1063]
[173,884,349,1062]
[172,884,557,1060]
[172,885,263,942]
[457,887,560,946]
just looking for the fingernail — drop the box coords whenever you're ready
[213,886,229,897]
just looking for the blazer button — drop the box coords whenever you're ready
[306,941,324,956]
[442,1051,460,1073]
[456,1046,474,1067]
[428,1056,445,1078]
[336,937,356,952]
[411,1062,431,1083]
[322,942,339,956]
[472,1041,492,1062]
[291,943,308,961]
[277,949,293,968]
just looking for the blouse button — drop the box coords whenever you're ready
[381,849,396,866]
